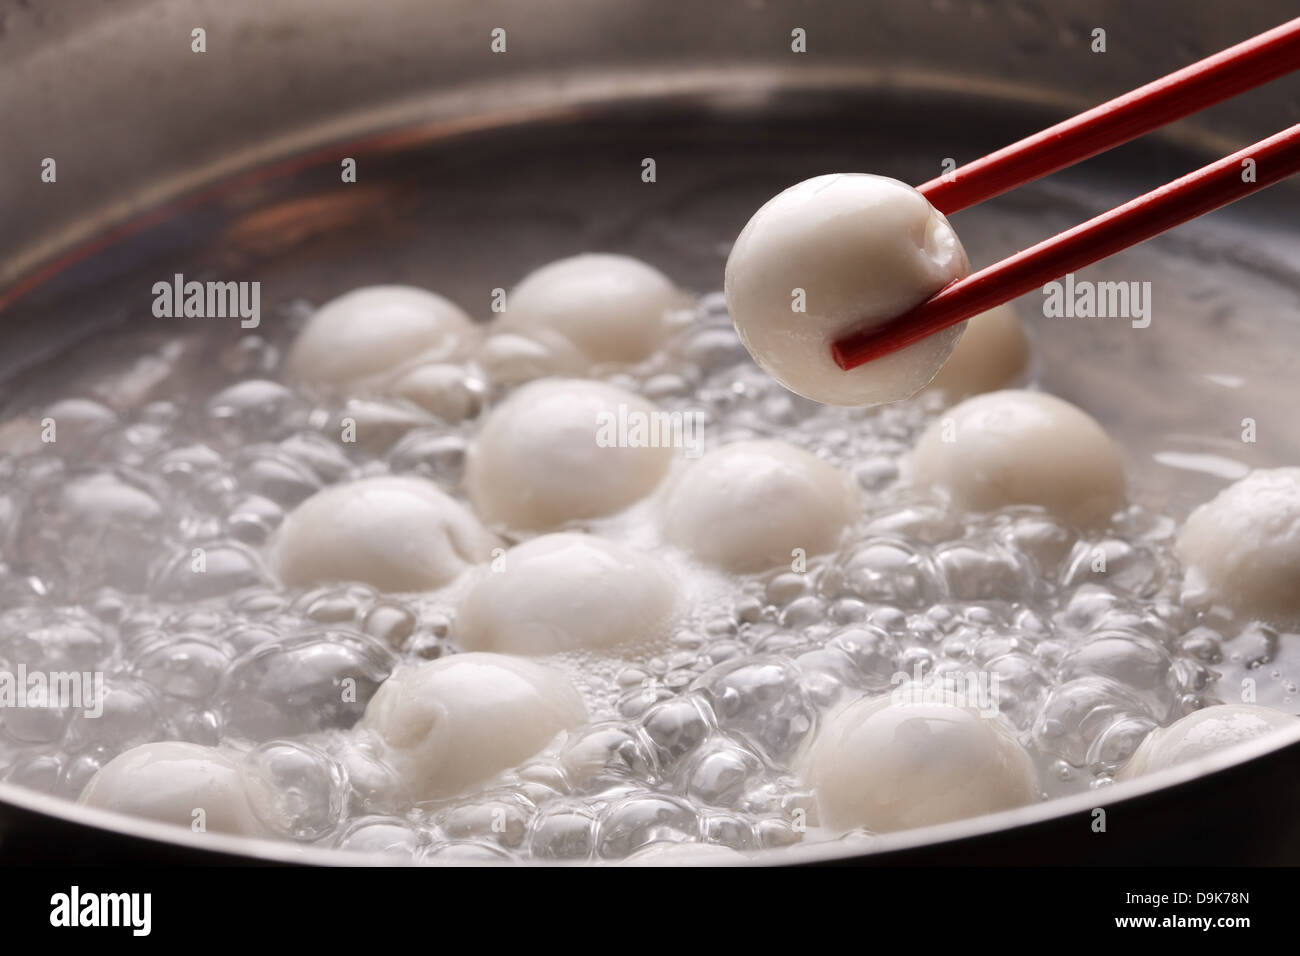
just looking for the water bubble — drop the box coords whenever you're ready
[837,539,937,606]
[362,602,417,648]
[1004,511,1076,570]
[151,541,267,600]
[14,471,166,594]
[682,736,764,808]
[692,656,815,765]
[41,398,118,456]
[559,723,656,793]
[243,739,346,841]
[1033,677,1154,767]
[66,679,160,755]
[387,430,467,488]
[983,652,1052,729]
[598,793,699,858]
[1059,632,1178,721]
[226,495,284,543]
[422,841,514,864]
[238,450,323,507]
[528,803,599,861]
[135,636,231,701]
[339,817,424,856]
[222,629,396,738]
[391,363,487,423]
[435,792,534,848]
[208,380,302,443]
[641,695,713,768]
[935,542,1032,601]
[1061,538,1164,597]
[4,620,102,688]
[825,625,900,691]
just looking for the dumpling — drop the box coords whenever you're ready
[801,694,1037,832]
[357,653,587,800]
[457,533,678,654]
[79,742,265,836]
[661,439,856,572]
[465,379,674,531]
[1116,704,1298,780]
[498,254,683,365]
[1175,468,1300,621]
[270,476,498,591]
[909,389,1125,527]
[725,173,969,406]
[286,285,477,386]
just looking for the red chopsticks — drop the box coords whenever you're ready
[831,17,1300,373]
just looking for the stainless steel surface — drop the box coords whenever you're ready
[2,0,1299,864]
[4,0,1297,289]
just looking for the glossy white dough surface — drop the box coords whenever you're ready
[1175,468,1300,621]
[457,533,679,655]
[661,439,857,573]
[926,304,1030,397]
[78,742,265,836]
[499,253,683,365]
[465,378,674,531]
[285,285,478,386]
[801,695,1038,832]
[724,173,970,406]
[357,653,588,800]
[270,475,499,591]
[1116,704,1299,780]
[909,389,1126,528]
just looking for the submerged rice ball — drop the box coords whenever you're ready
[909,389,1125,528]
[269,476,498,591]
[801,694,1037,832]
[661,439,856,573]
[926,304,1029,398]
[357,653,587,800]
[498,253,684,365]
[725,173,970,406]
[79,742,265,836]
[457,533,679,655]
[1175,468,1300,621]
[286,285,477,386]
[1116,704,1298,780]
[465,378,674,531]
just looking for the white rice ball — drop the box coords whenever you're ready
[269,476,498,591]
[801,694,1037,832]
[457,533,679,655]
[926,304,1029,398]
[909,389,1125,527]
[79,742,265,836]
[724,173,970,406]
[286,285,478,386]
[357,653,587,800]
[465,378,674,531]
[499,254,683,365]
[1116,704,1298,780]
[661,439,856,572]
[1175,468,1300,621]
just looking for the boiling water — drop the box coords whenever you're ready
[1,110,1299,861]
[0,272,1294,863]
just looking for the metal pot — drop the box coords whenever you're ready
[2,0,1298,864]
